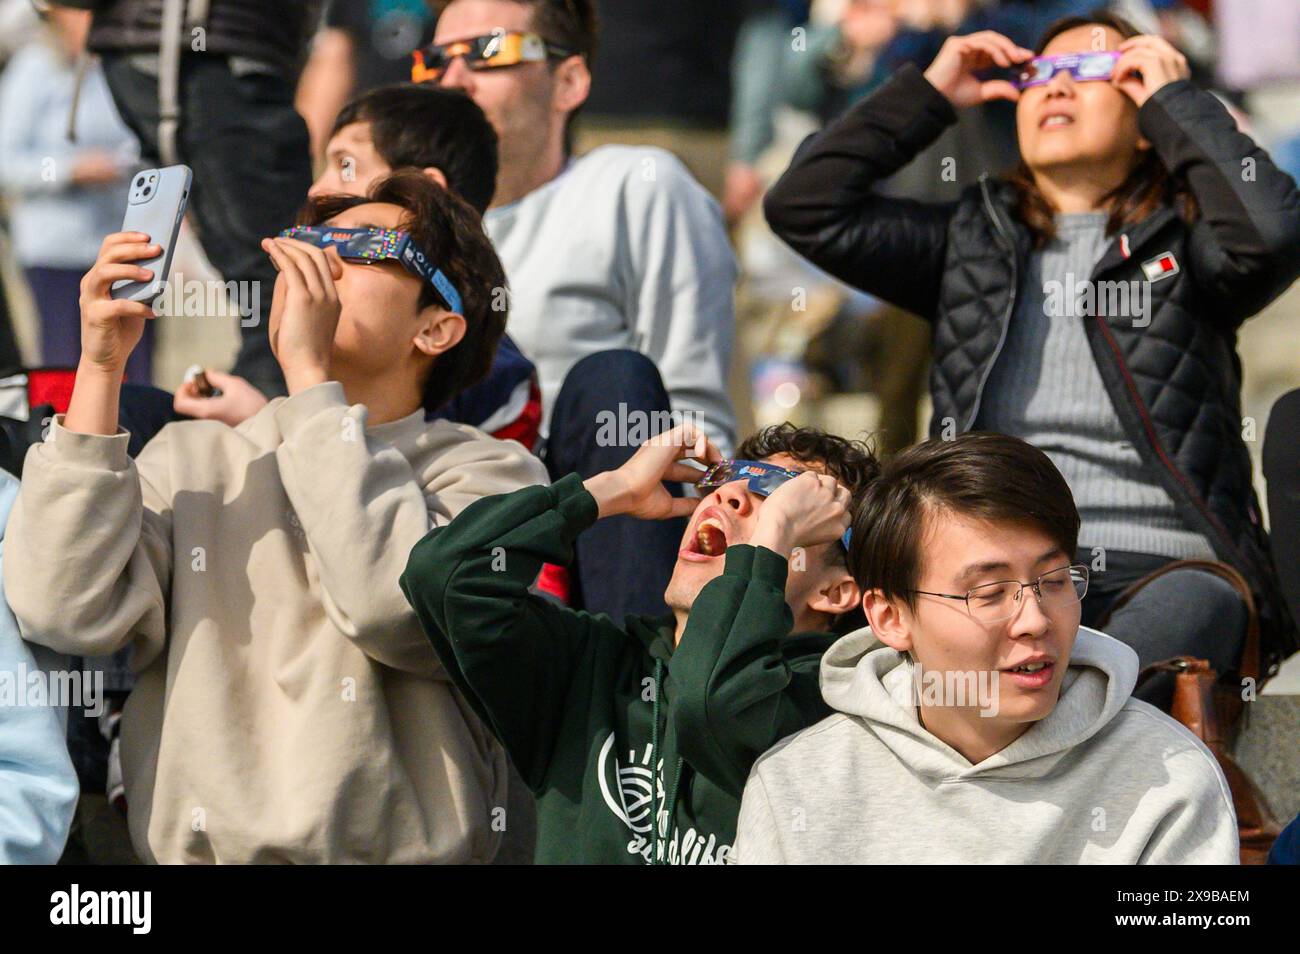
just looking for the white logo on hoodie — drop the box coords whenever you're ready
[596,732,730,865]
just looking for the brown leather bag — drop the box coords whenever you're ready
[1136,657,1282,864]
[1102,560,1282,865]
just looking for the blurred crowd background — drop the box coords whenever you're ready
[0,0,1297,494]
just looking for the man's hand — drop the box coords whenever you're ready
[173,369,269,426]
[749,471,851,560]
[583,423,723,521]
[262,236,342,394]
[1112,35,1190,108]
[923,31,1032,109]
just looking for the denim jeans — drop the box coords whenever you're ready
[544,350,689,622]
[1077,547,1247,708]
[100,53,313,397]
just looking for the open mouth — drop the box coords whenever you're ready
[694,517,728,557]
[1002,659,1056,688]
[1040,113,1074,129]
[681,510,731,561]
[1008,661,1049,673]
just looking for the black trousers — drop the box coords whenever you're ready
[101,53,313,396]
[1077,547,1247,709]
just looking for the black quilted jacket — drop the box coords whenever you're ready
[765,65,1300,669]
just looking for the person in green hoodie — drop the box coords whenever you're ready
[400,420,880,864]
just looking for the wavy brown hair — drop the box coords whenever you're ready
[1006,9,1198,246]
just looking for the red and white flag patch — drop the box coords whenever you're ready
[1141,251,1179,282]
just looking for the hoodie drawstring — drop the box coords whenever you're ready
[649,658,684,866]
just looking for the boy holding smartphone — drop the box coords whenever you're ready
[3,171,548,863]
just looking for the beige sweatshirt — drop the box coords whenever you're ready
[3,381,550,864]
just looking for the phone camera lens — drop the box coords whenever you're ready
[143,186,152,197]
[136,176,146,187]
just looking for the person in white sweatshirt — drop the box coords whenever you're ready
[733,432,1238,864]
[415,0,738,622]
[3,171,549,863]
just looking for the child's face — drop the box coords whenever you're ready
[310,123,392,199]
[268,202,445,379]
[876,511,1079,732]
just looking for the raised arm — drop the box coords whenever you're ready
[671,470,849,796]
[402,423,719,788]
[3,234,173,668]
[1125,40,1300,321]
[764,33,1031,318]
[401,474,613,789]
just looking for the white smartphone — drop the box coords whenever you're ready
[110,164,192,303]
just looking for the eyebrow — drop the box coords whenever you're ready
[954,548,1066,584]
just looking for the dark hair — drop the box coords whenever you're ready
[737,422,881,569]
[1005,8,1198,246]
[298,171,508,412]
[331,84,499,214]
[848,432,1080,611]
[511,0,598,65]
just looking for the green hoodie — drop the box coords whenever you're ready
[399,473,837,864]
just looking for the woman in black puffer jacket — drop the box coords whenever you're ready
[764,11,1300,703]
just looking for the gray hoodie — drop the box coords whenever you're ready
[732,627,1238,864]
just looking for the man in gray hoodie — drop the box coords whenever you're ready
[733,432,1237,864]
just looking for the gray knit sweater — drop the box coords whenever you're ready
[976,212,1215,560]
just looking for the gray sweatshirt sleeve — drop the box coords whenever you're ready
[624,150,738,455]
[731,768,787,864]
[4,420,173,670]
[1137,744,1240,865]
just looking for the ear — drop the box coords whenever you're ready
[862,589,912,653]
[805,571,861,620]
[552,55,591,117]
[413,306,466,359]
[420,166,450,191]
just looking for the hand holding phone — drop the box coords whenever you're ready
[79,232,161,373]
[111,165,192,302]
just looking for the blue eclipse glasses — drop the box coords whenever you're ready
[696,458,853,552]
[278,225,464,315]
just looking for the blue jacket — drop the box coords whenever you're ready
[0,472,78,863]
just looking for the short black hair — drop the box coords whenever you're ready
[513,0,598,65]
[331,84,498,214]
[298,170,508,413]
[849,432,1081,611]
